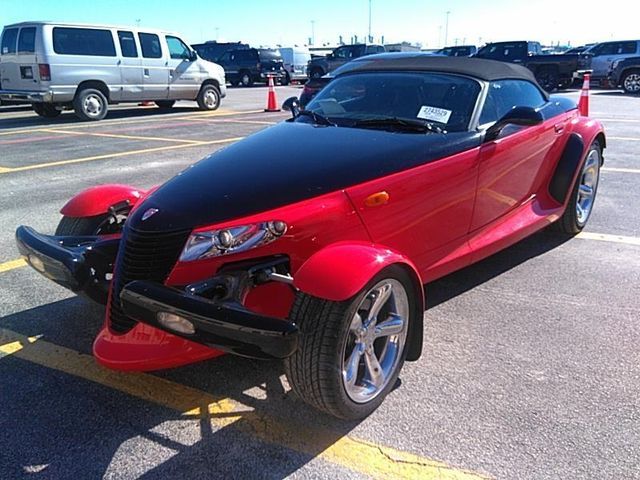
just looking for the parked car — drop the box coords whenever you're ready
[608,56,640,94]
[564,44,594,55]
[0,22,226,120]
[16,56,605,419]
[279,47,311,84]
[582,40,640,84]
[474,40,591,91]
[436,45,477,56]
[191,41,249,63]
[307,43,385,78]
[216,47,285,86]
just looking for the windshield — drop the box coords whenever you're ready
[303,72,481,132]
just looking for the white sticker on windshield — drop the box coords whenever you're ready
[417,105,452,124]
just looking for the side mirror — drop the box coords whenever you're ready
[485,106,544,142]
[189,50,197,61]
[282,96,300,118]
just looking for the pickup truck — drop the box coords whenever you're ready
[474,41,590,91]
[608,56,640,94]
[307,44,385,78]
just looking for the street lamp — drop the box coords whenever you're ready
[368,0,372,43]
[311,20,316,45]
[444,11,450,47]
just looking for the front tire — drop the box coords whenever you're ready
[535,67,560,92]
[553,140,601,234]
[196,84,221,110]
[621,69,640,94]
[73,88,108,121]
[239,71,253,87]
[285,265,415,419]
[32,103,61,118]
[310,68,324,79]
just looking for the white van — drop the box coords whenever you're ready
[0,22,226,120]
[278,47,311,84]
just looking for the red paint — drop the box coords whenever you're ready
[293,241,423,302]
[60,184,146,217]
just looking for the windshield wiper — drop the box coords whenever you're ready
[297,109,335,126]
[351,117,445,134]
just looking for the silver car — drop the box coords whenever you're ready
[0,22,227,120]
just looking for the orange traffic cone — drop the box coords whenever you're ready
[578,73,590,117]
[264,75,280,112]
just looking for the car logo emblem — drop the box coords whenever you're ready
[141,208,159,221]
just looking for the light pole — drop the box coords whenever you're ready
[311,20,316,45]
[368,0,372,43]
[444,11,450,47]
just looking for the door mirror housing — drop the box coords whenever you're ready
[484,106,544,142]
[282,96,300,118]
[189,50,198,61]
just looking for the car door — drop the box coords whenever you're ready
[589,42,623,78]
[117,30,143,100]
[1,27,39,93]
[165,35,200,100]
[137,32,168,100]
[329,46,354,70]
[470,80,561,231]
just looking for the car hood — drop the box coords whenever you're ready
[129,121,481,232]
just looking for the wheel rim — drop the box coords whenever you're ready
[341,279,409,404]
[203,89,218,108]
[576,147,600,226]
[83,94,104,117]
[242,74,250,85]
[623,74,640,93]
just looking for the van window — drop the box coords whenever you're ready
[138,33,162,59]
[118,31,138,58]
[1,28,18,54]
[18,27,36,54]
[166,36,190,60]
[52,27,116,56]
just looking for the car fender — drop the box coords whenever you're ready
[293,241,425,361]
[60,184,146,218]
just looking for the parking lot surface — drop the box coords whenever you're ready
[1,86,639,479]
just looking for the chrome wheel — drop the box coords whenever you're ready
[83,93,104,118]
[576,147,600,226]
[241,74,251,86]
[623,73,640,93]
[342,279,409,403]
[203,89,219,109]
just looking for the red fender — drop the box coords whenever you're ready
[60,184,147,217]
[292,241,425,360]
[293,241,424,303]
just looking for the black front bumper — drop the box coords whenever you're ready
[120,280,299,360]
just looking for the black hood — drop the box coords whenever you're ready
[129,121,481,232]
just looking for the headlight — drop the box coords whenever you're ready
[179,221,287,262]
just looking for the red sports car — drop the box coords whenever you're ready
[16,56,605,419]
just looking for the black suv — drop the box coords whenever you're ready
[191,41,249,63]
[307,44,385,78]
[216,48,286,86]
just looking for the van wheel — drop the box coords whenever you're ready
[196,84,221,110]
[32,103,61,118]
[155,100,176,109]
[73,88,108,121]
[239,71,253,87]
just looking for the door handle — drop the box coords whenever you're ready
[144,68,150,77]
[554,124,565,134]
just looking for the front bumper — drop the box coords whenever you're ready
[120,280,299,360]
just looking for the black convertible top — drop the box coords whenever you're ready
[337,53,541,84]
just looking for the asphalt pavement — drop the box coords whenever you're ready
[0,85,638,480]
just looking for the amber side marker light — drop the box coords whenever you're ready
[364,191,390,207]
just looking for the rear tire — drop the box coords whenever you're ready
[621,69,640,94]
[73,88,108,121]
[310,68,324,79]
[535,67,560,92]
[32,103,61,118]
[285,265,415,419]
[239,71,253,87]
[155,100,176,109]
[553,140,601,234]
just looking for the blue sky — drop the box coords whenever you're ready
[3,0,637,48]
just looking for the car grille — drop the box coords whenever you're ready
[108,226,191,334]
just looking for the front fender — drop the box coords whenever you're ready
[60,184,146,217]
[293,242,425,361]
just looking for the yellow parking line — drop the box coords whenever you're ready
[184,118,278,125]
[601,167,640,174]
[0,328,486,480]
[576,232,640,246]
[40,128,204,144]
[0,258,27,273]
[0,137,244,174]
